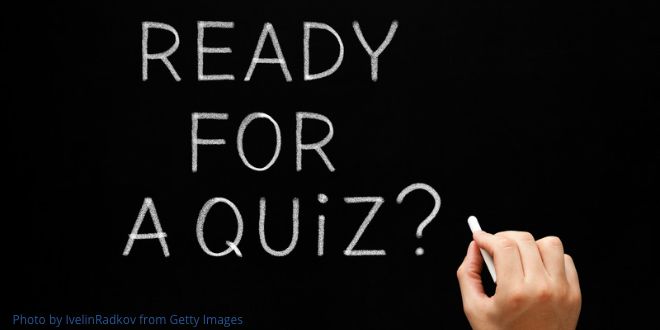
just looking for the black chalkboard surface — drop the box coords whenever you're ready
[5,1,657,329]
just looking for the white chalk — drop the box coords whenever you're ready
[237,112,282,171]
[226,241,243,257]
[343,197,385,256]
[396,183,441,256]
[304,22,344,81]
[197,21,235,81]
[295,112,335,172]
[142,22,181,81]
[196,197,244,257]
[352,20,398,81]
[123,197,170,257]
[258,197,299,256]
[244,23,292,82]
[467,216,497,283]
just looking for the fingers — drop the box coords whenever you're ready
[536,236,566,280]
[495,231,547,280]
[473,231,524,285]
[457,241,488,310]
[473,231,578,291]
[564,254,580,295]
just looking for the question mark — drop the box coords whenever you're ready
[396,183,441,256]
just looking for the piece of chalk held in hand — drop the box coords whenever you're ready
[467,216,497,283]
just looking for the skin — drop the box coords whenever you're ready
[457,231,582,330]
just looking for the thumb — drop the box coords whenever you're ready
[457,241,488,307]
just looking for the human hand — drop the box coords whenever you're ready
[457,231,581,330]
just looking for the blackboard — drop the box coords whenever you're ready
[5,0,657,328]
